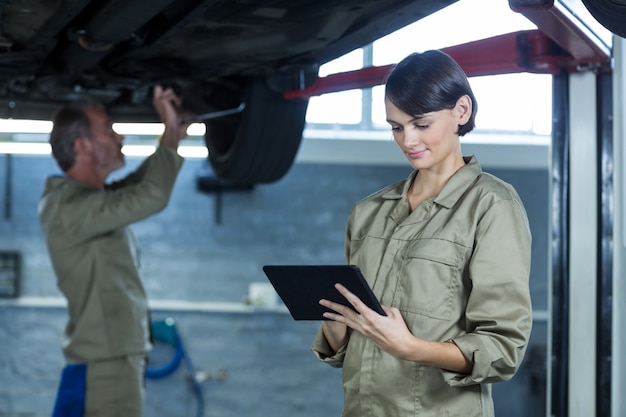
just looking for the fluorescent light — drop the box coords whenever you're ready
[0,118,207,156]
[0,119,52,133]
[177,146,208,158]
[0,119,206,136]
[122,144,208,158]
[120,145,157,156]
[0,142,208,158]
[114,123,163,135]
[113,123,206,136]
[0,142,51,155]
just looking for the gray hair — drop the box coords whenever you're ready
[49,99,103,172]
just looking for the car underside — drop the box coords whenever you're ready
[0,0,459,184]
[0,0,622,184]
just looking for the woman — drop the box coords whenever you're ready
[311,50,533,417]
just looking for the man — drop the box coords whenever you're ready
[39,85,190,416]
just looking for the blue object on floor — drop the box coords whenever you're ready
[147,317,204,417]
[51,363,86,417]
[146,317,185,379]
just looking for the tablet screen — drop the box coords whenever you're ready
[262,264,386,320]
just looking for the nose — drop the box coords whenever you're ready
[402,126,420,148]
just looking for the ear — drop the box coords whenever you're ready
[455,95,472,125]
[73,136,91,156]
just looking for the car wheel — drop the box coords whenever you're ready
[204,78,309,185]
[582,0,626,37]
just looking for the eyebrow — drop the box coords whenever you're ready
[386,114,430,124]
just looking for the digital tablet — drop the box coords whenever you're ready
[262,264,386,320]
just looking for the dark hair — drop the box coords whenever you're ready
[384,50,478,136]
[49,99,101,171]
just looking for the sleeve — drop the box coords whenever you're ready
[63,145,184,242]
[442,197,533,386]
[310,326,347,368]
[310,206,357,367]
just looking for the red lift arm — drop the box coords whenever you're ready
[284,0,613,100]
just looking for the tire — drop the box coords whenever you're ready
[582,0,626,37]
[204,78,309,185]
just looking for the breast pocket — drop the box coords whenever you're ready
[392,238,468,320]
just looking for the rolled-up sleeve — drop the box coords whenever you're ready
[311,326,348,368]
[443,197,532,386]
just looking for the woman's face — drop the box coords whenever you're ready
[384,96,471,172]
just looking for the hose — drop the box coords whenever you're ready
[146,318,204,417]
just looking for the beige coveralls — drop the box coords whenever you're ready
[312,156,533,417]
[39,145,184,417]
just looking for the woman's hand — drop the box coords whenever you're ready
[321,318,349,354]
[321,283,473,372]
[320,283,416,360]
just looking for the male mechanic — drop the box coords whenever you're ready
[39,85,190,416]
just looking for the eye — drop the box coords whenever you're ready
[389,123,402,132]
[415,123,429,129]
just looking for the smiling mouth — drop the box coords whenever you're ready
[407,149,426,158]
